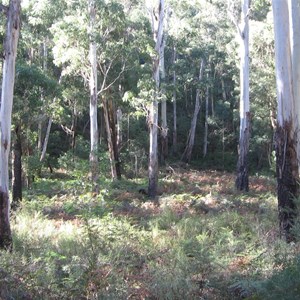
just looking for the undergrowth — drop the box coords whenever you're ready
[0,168,298,299]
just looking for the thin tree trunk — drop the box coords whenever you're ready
[273,0,299,242]
[148,0,164,200]
[127,114,130,150]
[108,101,121,180]
[235,0,250,192]
[103,98,121,180]
[71,109,77,160]
[160,8,168,163]
[37,37,48,153]
[203,83,209,158]
[37,120,43,151]
[181,59,205,163]
[172,46,177,155]
[117,108,122,151]
[88,0,99,192]
[0,0,21,250]
[12,125,22,205]
[40,117,52,162]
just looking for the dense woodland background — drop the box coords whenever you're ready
[5,0,275,183]
[1,0,300,299]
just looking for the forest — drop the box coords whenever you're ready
[0,0,300,299]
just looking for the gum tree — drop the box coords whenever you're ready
[228,0,251,191]
[147,0,165,199]
[52,0,129,185]
[272,0,300,241]
[0,0,21,250]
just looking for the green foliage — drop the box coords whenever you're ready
[0,169,294,299]
[252,255,300,300]
[2,0,290,296]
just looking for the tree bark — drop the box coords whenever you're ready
[172,46,177,154]
[160,10,168,164]
[103,97,121,180]
[203,82,209,158]
[88,0,99,192]
[0,0,21,250]
[117,107,122,151]
[12,125,22,205]
[288,0,300,171]
[148,0,164,200]
[235,0,250,192]
[181,59,205,163]
[40,117,52,162]
[273,0,299,242]
[275,124,298,242]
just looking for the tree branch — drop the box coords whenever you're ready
[0,4,8,14]
[227,0,243,38]
[98,61,126,95]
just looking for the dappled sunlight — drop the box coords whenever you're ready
[1,169,296,299]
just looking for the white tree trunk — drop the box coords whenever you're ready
[40,117,52,162]
[273,0,299,241]
[181,59,205,163]
[148,0,164,199]
[160,51,168,162]
[0,0,21,250]
[88,0,99,191]
[117,107,122,150]
[160,6,169,163]
[235,0,250,191]
[37,37,48,152]
[288,0,300,167]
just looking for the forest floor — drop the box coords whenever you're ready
[1,167,300,299]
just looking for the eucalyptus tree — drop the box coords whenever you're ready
[181,58,205,163]
[13,64,58,195]
[160,6,170,163]
[228,0,251,191]
[272,0,300,241]
[52,0,131,184]
[147,0,165,199]
[0,0,21,250]
[21,0,66,159]
[249,7,275,170]
[88,0,99,188]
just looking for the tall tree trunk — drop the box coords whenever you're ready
[235,0,250,192]
[148,0,164,200]
[181,59,205,163]
[203,83,209,158]
[37,120,43,151]
[40,117,52,162]
[289,0,300,171]
[172,46,177,154]
[160,9,168,164]
[37,37,48,153]
[103,98,121,180]
[71,108,77,160]
[273,0,299,242]
[117,107,122,151]
[12,125,22,205]
[0,0,21,250]
[88,0,99,192]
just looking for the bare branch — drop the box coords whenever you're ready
[61,124,74,135]
[98,61,126,95]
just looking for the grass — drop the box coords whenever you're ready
[1,167,299,299]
